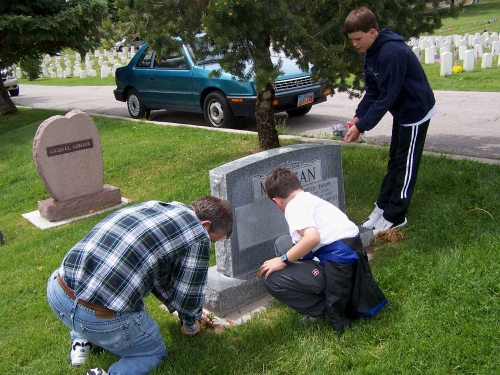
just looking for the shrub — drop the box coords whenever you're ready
[20,56,42,81]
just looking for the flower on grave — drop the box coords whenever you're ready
[452,65,463,74]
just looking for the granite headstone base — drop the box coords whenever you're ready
[204,267,266,317]
[38,184,122,222]
[204,226,374,317]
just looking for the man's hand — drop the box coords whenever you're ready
[181,313,210,336]
[259,256,287,280]
[181,321,200,336]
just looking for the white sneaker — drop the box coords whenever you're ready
[371,217,408,235]
[85,368,108,375]
[361,203,384,228]
[70,339,93,366]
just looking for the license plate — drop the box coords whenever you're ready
[297,92,314,107]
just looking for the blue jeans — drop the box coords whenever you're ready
[47,270,167,375]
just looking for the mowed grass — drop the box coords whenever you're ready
[1,108,499,374]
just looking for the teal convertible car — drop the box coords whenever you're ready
[114,39,329,128]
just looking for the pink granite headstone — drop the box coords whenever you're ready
[33,110,122,221]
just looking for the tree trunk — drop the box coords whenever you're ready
[255,83,279,150]
[0,81,19,116]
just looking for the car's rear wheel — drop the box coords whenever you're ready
[203,91,234,128]
[286,105,312,117]
[127,89,150,119]
[9,88,19,97]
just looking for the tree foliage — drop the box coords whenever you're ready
[116,0,463,149]
[20,56,43,81]
[0,0,108,115]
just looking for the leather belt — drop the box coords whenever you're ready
[57,274,116,319]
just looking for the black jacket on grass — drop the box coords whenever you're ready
[325,236,387,332]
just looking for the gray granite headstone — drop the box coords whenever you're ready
[205,143,373,316]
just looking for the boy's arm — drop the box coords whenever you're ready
[287,227,320,261]
[259,227,320,279]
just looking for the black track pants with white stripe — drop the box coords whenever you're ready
[376,119,430,224]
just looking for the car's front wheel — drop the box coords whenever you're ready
[127,89,150,119]
[286,105,312,117]
[9,88,19,97]
[203,91,234,128]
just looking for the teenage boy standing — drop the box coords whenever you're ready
[342,7,436,234]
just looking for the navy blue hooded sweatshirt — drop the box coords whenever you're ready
[355,28,436,133]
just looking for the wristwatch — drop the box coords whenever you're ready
[281,253,290,265]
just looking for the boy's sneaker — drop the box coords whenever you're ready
[85,368,108,375]
[371,217,408,235]
[361,203,384,228]
[70,339,93,366]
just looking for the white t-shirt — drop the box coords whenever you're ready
[285,191,359,252]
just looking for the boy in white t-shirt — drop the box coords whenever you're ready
[259,168,386,332]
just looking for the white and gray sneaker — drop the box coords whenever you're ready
[85,368,108,375]
[70,339,93,366]
[371,217,408,235]
[361,203,384,228]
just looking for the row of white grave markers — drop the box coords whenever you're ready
[33,46,136,79]
[409,31,499,76]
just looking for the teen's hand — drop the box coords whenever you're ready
[342,124,361,143]
[259,257,287,279]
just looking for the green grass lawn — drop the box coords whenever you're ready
[1,109,499,374]
[2,2,499,374]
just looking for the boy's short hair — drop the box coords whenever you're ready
[343,7,378,34]
[265,168,303,200]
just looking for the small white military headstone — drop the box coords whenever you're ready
[481,53,493,69]
[425,47,436,64]
[473,43,483,57]
[463,50,475,71]
[440,52,453,76]
[459,45,467,60]
[412,47,420,58]
[440,46,450,55]
[492,41,500,56]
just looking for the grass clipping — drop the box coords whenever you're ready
[373,228,405,244]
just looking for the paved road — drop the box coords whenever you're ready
[13,85,500,162]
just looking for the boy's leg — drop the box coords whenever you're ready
[262,260,326,317]
[263,236,326,317]
[377,119,429,224]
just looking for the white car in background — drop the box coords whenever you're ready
[1,68,19,97]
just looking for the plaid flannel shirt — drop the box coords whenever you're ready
[60,201,210,331]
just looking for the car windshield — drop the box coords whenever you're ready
[186,37,223,65]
